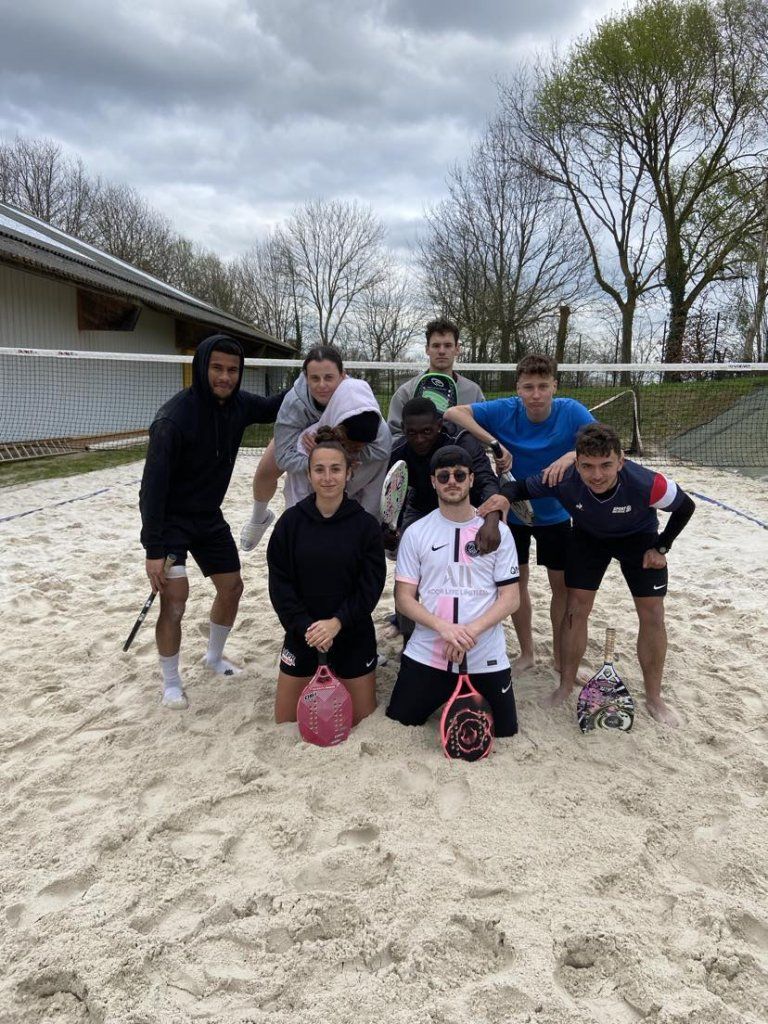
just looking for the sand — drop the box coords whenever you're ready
[0,454,767,1024]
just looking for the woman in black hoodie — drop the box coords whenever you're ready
[267,428,386,726]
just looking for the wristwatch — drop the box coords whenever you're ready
[654,543,669,555]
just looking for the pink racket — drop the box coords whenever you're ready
[440,664,495,762]
[297,652,353,747]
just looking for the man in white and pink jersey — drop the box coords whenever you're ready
[386,446,521,736]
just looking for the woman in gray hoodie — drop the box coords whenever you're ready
[240,346,391,546]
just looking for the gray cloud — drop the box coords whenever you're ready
[0,0,619,258]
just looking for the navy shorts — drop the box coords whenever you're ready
[509,519,571,571]
[565,527,667,598]
[162,512,240,577]
[386,654,518,737]
[279,620,378,679]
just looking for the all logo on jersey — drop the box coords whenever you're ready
[612,505,632,514]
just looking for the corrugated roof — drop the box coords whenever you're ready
[0,201,296,355]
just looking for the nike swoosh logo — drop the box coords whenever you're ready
[653,584,665,591]
[431,543,448,551]
[366,657,376,668]
[501,681,512,693]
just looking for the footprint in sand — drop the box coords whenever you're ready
[140,780,173,816]
[437,776,470,820]
[336,824,380,847]
[694,811,730,842]
[10,872,93,928]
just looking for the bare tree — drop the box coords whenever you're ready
[278,198,386,348]
[86,182,176,275]
[232,233,305,345]
[507,61,664,366]
[342,261,424,361]
[421,116,586,363]
[0,135,99,235]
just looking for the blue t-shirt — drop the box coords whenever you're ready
[526,460,687,538]
[471,396,594,525]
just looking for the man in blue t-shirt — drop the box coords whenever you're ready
[479,422,695,727]
[444,353,593,679]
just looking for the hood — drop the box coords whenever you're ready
[191,334,245,403]
[297,377,382,454]
[296,494,364,524]
[290,373,320,417]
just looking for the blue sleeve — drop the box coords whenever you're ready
[571,400,595,429]
[471,399,504,434]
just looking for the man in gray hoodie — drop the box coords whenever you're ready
[386,318,485,441]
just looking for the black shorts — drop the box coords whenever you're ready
[386,654,518,737]
[279,621,378,679]
[162,512,240,577]
[565,527,667,598]
[509,519,571,571]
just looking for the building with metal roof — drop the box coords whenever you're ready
[0,200,295,357]
[0,202,295,457]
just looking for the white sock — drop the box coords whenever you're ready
[159,653,182,690]
[206,622,230,663]
[204,622,242,676]
[249,500,270,525]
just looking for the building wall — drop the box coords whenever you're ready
[0,262,177,353]
[0,262,184,441]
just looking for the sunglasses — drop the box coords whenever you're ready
[435,468,469,484]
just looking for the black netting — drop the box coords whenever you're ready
[1,353,766,468]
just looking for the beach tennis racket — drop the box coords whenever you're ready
[440,658,495,762]
[381,459,409,529]
[297,652,353,747]
[414,372,458,414]
[576,628,635,734]
[122,554,176,652]
[489,442,535,526]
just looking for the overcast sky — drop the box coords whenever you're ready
[0,0,619,260]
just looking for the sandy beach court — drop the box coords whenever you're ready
[1,455,767,1024]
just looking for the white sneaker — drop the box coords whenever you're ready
[161,686,188,710]
[240,510,276,551]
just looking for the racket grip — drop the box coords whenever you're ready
[603,628,616,662]
[163,553,177,573]
[318,651,328,666]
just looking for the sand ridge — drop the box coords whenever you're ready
[0,456,767,1023]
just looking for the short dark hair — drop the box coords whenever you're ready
[209,336,243,358]
[302,345,344,374]
[310,426,352,468]
[403,397,441,422]
[339,410,380,443]
[430,445,473,473]
[425,318,459,344]
[576,422,622,458]
[516,353,557,379]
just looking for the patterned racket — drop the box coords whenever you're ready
[380,459,409,529]
[297,652,353,747]
[440,663,495,761]
[413,372,458,414]
[576,628,635,734]
[490,442,534,526]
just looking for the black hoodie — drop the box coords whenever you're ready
[267,494,386,637]
[140,334,285,557]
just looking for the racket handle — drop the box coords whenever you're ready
[603,628,616,663]
[318,651,328,666]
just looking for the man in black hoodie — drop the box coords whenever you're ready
[139,334,285,710]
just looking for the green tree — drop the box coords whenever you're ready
[516,0,768,364]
